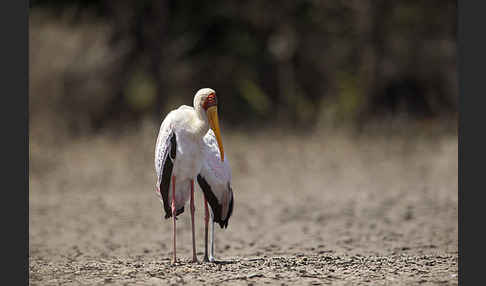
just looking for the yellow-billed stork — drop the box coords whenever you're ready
[154,88,234,263]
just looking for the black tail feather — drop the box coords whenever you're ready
[164,206,185,219]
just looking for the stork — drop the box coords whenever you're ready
[154,88,234,264]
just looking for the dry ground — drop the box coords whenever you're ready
[29,123,458,285]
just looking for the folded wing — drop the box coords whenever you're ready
[154,111,183,218]
[197,129,234,228]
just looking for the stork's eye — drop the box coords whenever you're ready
[202,93,217,110]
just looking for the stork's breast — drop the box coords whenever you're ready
[174,143,203,178]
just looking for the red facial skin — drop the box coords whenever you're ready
[202,93,217,110]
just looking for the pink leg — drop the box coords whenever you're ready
[203,197,209,262]
[190,180,198,262]
[171,176,177,264]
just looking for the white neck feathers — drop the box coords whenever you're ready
[191,102,209,138]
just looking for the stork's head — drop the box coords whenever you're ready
[194,88,224,161]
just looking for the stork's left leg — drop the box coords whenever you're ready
[190,179,198,263]
[208,206,215,262]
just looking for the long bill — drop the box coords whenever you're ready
[207,106,225,161]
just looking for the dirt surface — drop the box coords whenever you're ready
[29,124,458,285]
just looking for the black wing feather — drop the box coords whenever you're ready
[197,175,234,228]
[159,132,184,219]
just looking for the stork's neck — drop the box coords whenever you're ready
[192,104,209,138]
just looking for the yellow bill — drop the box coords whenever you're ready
[207,106,225,161]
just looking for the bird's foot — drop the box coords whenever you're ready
[203,255,209,262]
[192,257,198,263]
[208,256,215,263]
[171,257,177,265]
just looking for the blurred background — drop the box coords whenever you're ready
[30,0,457,140]
[30,2,458,284]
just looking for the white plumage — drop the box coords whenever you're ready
[199,129,233,224]
[153,88,233,263]
[154,106,205,213]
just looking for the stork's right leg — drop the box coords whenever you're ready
[203,197,210,262]
[171,175,177,264]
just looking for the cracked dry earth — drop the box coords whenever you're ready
[29,126,458,285]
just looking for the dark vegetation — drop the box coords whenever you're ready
[30,0,457,134]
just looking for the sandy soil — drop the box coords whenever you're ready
[29,124,458,285]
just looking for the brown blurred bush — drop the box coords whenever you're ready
[29,0,457,138]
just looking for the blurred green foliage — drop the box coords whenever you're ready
[30,0,457,133]
[125,69,157,112]
[238,79,270,116]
